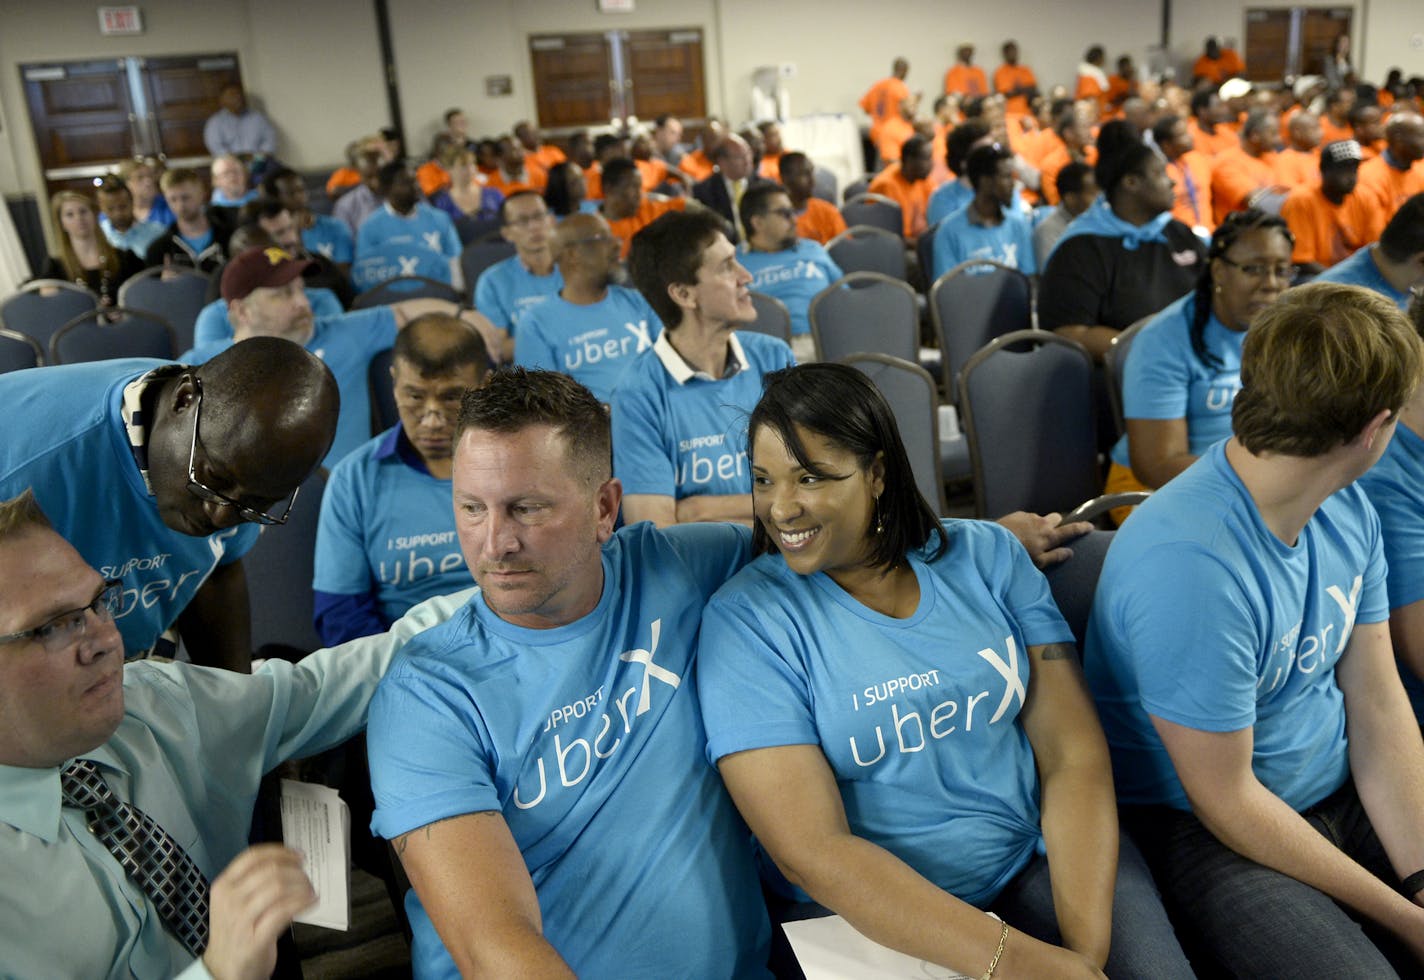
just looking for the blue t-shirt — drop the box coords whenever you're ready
[1357,423,1424,718]
[738,239,843,336]
[611,332,794,500]
[191,288,343,347]
[367,522,772,979]
[352,203,461,292]
[1084,442,1389,811]
[302,214,355,264]
[1109,293,1244,468]
[930,205,1037,281]
[185,307,398,468]
[698,520,1074,908]
[514,286,662,401]
[926,178,974,229]
[0,359,259,656]
[473,255,563,334]
[211,188,257,207]
[1315,246,1411,309]
[313,426,466,625]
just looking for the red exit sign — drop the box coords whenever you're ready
[98,6,144,35]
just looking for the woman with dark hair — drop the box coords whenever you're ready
[543,160,594,218]
[697,363,1193,980]
[1106,210,1294,513]
[1039,137,1206,361]
[427,145,504,222]
[37,191,145,306]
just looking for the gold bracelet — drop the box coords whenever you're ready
[980,920,1009,980]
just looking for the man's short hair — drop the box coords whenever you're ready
[95,176,130,199]
[628,209,727,330]
[1241,108,1275,137]
[1190,89,1217,116]
[443,107,463,125]
[376,161,409,192]
[900,134,931,162]
[600,157,640,192]
[592,133,624,157]
[965,144,1012,187]
[778,151,810,180]
[498,189,545,225]
[239,197,288,225]
[1096,140,1156,201]
[159,168,202,192]
[1054,161,1093,200]
[946,121,991,174]
[392,313,490,378]
[456,368,610,485]
[738,182,789,234]
[1233,283,1424,457]
[1379,193,1424,263]
[260,166,301,199]
[1150,114,1183,147]
[0,489,54,546]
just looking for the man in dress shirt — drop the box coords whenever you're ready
[202,84,277,159]
[692,134,769,243]
[0,488,466,979]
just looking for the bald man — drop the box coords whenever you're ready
[0,336,339,670]
[1357,113,1424,237]
[691,134,772,242]
[513,213,663,400]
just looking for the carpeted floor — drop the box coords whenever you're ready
[295,869,412,979]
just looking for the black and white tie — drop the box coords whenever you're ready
[61,759,211,957]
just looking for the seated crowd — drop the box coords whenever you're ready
[5,32,1424,980]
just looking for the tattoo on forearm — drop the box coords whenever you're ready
[1039,642,1077,662]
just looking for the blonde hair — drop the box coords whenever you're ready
[0,489,54,544]
[50,191,119,282]
[1234,282,1424,456]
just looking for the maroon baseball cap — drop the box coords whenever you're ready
[220,246,317,302]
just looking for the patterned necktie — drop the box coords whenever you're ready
[61,760,211,958]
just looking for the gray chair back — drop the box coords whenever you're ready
[454,215,501,246]
[368,347,398,435]
[1044,528,1116,655]
[0,280,99,352]
[246,467,327,654]
[930,260,1034,402]
[460,239,518,292]
[809,272,918,364]
[1105,315,1154,439]
[0,327,43,374]
[812,166,838,204]
[50,308,176,365]
[959,329,1099,519]
[842,353,947,516]
[827,225,907,280]
[745,292,792,343]
[840,193,903,236]
[841,176,872,204]
[117,266,210,354]
[351,275,462,310]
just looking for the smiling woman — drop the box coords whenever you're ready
[695,363,1195,979]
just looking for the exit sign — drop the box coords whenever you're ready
[98,6,143,35]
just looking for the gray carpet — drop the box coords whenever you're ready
[294,869,412,979]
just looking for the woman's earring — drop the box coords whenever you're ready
[874,496,885,535]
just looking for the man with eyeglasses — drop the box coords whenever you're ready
[513,212,661,402]
[473,190,563,364]
[0,487,468,977]
[735,183,841,364]
[312,313,489,647]
[0,335,337,672]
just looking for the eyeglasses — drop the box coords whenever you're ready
[1218,256,1296,281]
[0,579,122,653]
[505,211,551,228]
[186,376,299,526]
[767,207,796,219]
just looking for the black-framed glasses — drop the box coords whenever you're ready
[1217,256,1296,281]
[0,578,123,653]
[186,376,299,526]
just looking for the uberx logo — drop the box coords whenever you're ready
[845,636,1025,767]
[1259,575,1362,695]
[515,619,681,809]
[100,551,203,618]
[562,320,653,371]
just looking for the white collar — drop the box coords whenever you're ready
[654,330,748,384]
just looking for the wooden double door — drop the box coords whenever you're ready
[22,53,242,197]
[1243,7,1352,83]
[529,28,706,129]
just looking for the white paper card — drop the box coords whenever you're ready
[782,914,975,980]
[278,779,350,930]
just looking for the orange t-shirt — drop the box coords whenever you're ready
[605,197,688,258]
[943,64,989,98]
[757,153,783,182]
[1188,119,1237,158]
[416,160,451,198]
[1192,49,1245,84]
[678,149,715,183]
[1075,72,1109,113]
[1356,139,1386,162]
[1273,148,1320,190]
[867,163,931,238]
[875,116,916,165]
[1211,147,1280,224]
[993,64,1037,116]
[1167,151,1216,233]
[1318,116,1354,146]
[860,76,911,127]
[487,164,546,198]
[1281,185,1375,267]
[1357,154,1424,239]
[1106,75,1134,107]
[585,164,603,201]
[635,158,670,192]
[326,166,361,196]
[529,144,567,172]
[796,198,848,245]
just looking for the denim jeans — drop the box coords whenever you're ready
[1124,780,1413,979]
[990,831,1196,979]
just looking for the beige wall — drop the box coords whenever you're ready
[2,0,1420,203]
